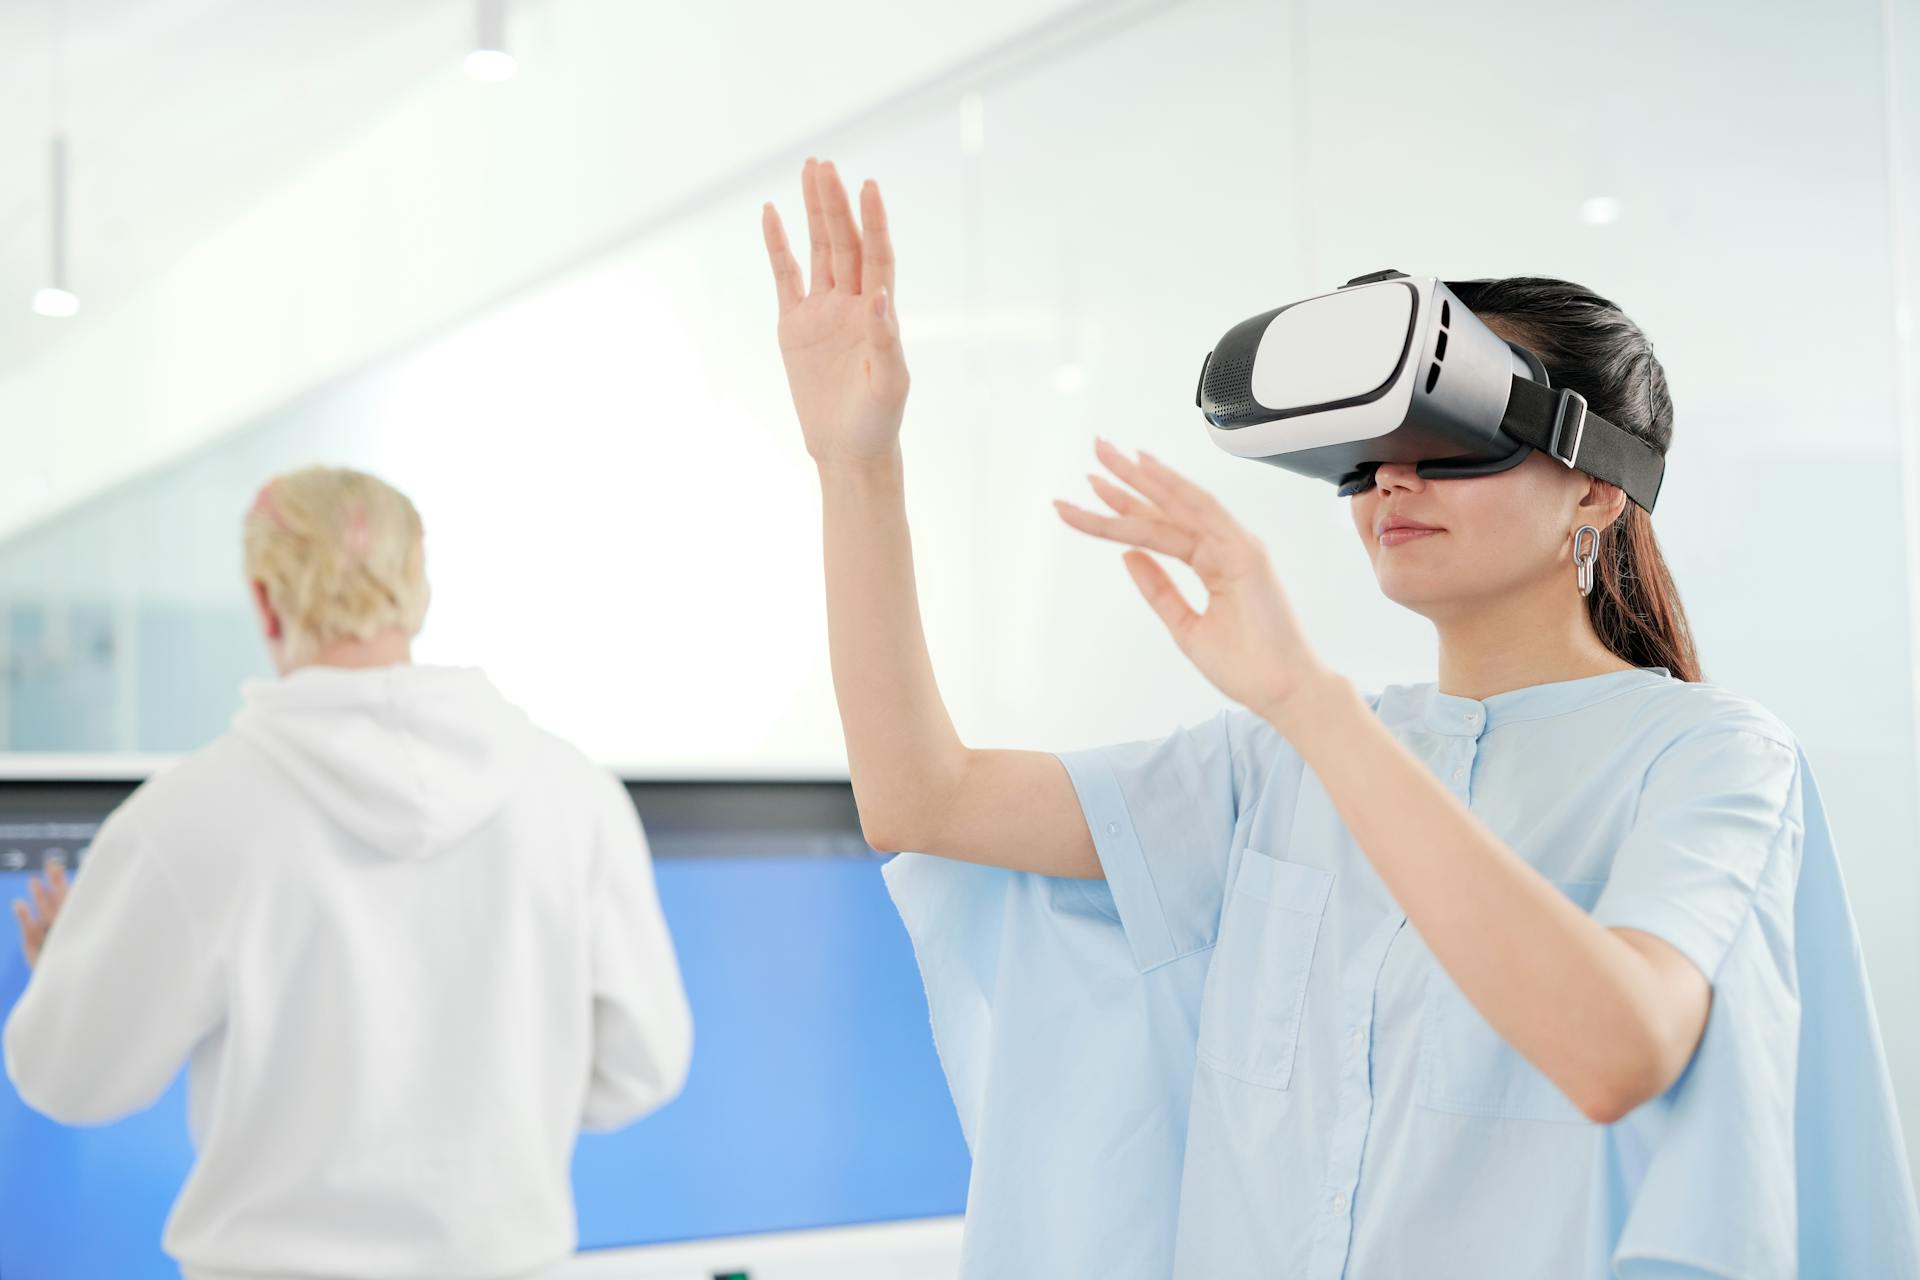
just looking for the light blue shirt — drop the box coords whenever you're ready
[884,667,1920,1278]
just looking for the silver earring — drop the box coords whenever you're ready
[1573,524,1601,597]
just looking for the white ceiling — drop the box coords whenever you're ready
[0,0,475,377]
[0,0,1102,539]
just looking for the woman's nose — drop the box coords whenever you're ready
[1373,462,1425,494]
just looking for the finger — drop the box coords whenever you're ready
[864,284,900,358]
[46,861,68,898]
[800,158,833,294]
[29,877,52,922]
[1137,449,1240,537]
[1092,438,1197,528]
[11,899,39,964]
[818,161,863,294]
[1124,549,1202,639]
[1092,438,1226,539]
[1088,472,1166,521]
[860,180,895,300]
[761,203,805,313]
[1054,500,1198,562]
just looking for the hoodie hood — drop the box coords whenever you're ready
[233,664,538,859]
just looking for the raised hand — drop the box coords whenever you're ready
[11,861,70,968]
[1055,440,1333,723]
[761,159,908,465]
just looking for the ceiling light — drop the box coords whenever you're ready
[466,0,515,81]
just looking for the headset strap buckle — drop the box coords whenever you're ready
[1548,389,1587,469]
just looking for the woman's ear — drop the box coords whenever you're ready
[1578,476,1630,531]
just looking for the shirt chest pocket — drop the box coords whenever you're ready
[1415,879,1607,1125]
[1196,849,1334,1091]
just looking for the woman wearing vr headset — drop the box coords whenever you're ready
[761,160,1914,1279]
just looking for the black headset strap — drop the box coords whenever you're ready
[1497,375,1666,512]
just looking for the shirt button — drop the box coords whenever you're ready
[1348,1028,1366,1052]
[1104,821,1120,837]
[1452,768,1466,783]
[1331,1190,1349,1213]
[1463,712,1479,726]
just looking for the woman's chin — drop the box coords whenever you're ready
[1374,571,1451,616]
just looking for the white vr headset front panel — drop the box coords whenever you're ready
[1206,274,1525,469]
[1250,282,1416,413]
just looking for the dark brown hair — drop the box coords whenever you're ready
[1447,277,1702,682]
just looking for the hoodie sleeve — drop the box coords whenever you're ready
[3,807,224,1125]
[581,774,693,1133]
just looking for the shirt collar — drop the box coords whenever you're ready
[1421,667,1672,737]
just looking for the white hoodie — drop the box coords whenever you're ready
[3,665,693,1280]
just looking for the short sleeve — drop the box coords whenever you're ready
[1056,710,1263,972]
[1591,729,1801,983]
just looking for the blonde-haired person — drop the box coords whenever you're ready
[4,466,693,1280]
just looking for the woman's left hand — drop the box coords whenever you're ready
[1055,439,1333,722]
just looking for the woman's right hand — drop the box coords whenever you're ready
[761,159,909,465]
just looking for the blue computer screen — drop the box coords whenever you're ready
[0,783,970,1279]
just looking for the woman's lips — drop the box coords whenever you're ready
[1377,524,1444,548]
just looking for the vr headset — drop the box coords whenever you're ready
[1195,270,1664,511]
